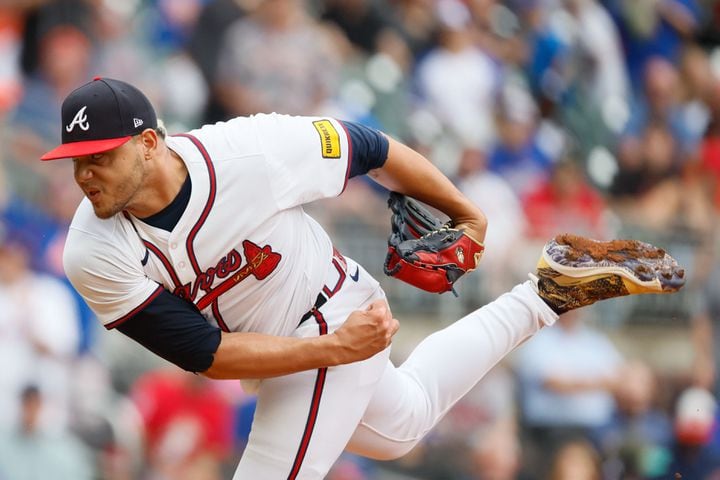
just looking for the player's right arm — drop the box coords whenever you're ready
[63,220,397,378]
[110,288,397,378]
[116,290,397,379]
[205,300,397,379]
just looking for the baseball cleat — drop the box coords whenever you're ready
[530,234,685,314]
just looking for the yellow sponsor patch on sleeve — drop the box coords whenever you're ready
[312,119,341,159]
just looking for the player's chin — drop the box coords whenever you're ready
[92,201,123,219]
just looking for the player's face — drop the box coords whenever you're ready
[72,138,147,219]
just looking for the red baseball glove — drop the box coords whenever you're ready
[383,192,484,294]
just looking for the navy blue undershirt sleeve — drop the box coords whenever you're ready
[341,120,390,178]
[115,289,221,373]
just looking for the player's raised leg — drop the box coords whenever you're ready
[347,234,685,459]
[347,279,555,460]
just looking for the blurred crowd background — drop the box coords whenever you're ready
[2,0,720,478]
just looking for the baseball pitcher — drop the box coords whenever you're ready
[41,78,684,479]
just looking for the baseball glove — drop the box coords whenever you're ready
[384,192,485,294]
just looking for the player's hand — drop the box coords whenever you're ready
[331,299,400,364]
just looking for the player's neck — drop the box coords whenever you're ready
[126,148,188,218]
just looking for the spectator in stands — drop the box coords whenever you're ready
[142,0,208,128]
[385,0,438,60]
[515,310,623,477]
[612,120,682,226]
[10,23,92,159]
[696,0,720,46]
[0,224,80,433]
[562,0,630,108]
[468,418,528,480]
[7,23,92,206]
[515,0,568,112]
[556,0,630,151]
[16,0,93,77]
[130,367,234,480]
[487,85,555,198]
[650,387,720,479]
[679,45,715,135]
[523,159,608,242]
[187,0,249,124]
[465,0,524,67]
[0,6,24,114]
[604,0,699,90]
[40,172,97,353]
[214,0,342,116]
[548,438,602,480]
[415,0,500,152]
[146,0,205,53]
[699,81,720,211]
[326,453,377,480]
[321,0,393,55]
[612,118,714,235]
[0,385,94,480]
[0,163,55,268]
[622,56,701,162]
[463,366,528,480]
[592,360,674,479]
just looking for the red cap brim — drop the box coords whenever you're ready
[40,136,132,161]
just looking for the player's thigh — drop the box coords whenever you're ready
[233,347,390,480]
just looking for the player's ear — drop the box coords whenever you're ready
[138,128,159,159]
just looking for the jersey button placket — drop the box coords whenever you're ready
[170,245,185,269]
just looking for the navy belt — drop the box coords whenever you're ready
[298,249,347,326]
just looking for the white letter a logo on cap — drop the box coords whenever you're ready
[66,106,90,133]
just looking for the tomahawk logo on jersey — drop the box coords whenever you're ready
[171,239,282,310]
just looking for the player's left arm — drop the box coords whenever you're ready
[367,135,487,244]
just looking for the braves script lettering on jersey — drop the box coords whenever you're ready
[42,78,683,479]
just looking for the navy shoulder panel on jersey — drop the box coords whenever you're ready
[341,121,389,178]
[116,288,221,373]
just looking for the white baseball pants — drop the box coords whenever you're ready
[232,256,557,479]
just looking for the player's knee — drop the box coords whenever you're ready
[349,440,418,461]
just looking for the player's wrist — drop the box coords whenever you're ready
[451,213,488,245]
[315,333,348,366]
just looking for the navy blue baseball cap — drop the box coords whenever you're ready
[41,77,157,161]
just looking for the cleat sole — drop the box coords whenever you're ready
[541,234,685,294]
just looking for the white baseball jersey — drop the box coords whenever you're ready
[62,112,558,479]
[64,114,356,335]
